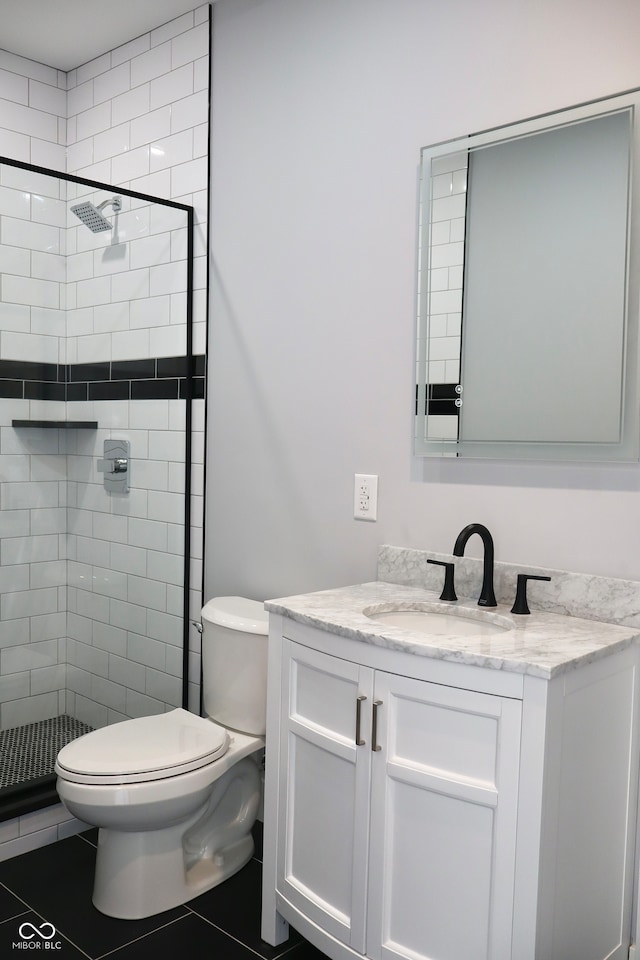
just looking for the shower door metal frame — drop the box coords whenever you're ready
[0,154,196,716]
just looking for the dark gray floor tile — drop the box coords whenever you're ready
[286,941,331,959]
[0,882,29,923]
[188,858,301,959]
[0,909,87,958]
[0,833,328,960]
[103,913,255,959]
[0,836,187,959]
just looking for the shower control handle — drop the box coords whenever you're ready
[98,440,130,494]
[98,456,128,474]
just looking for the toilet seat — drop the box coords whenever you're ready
[55,708,229,786]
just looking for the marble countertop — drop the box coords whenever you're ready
[265,581,640,679]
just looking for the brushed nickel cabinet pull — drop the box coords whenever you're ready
[372,700,383,752]
[355,695,366,745]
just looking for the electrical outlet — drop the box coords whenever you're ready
[354,474,378,521]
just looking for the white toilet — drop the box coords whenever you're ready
[55,597,269,920]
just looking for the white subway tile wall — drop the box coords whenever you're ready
[0,800,88,863]
[418,151,467,441]
[427,151,467,388]
[66,8,209,356]
[0,0,209,853]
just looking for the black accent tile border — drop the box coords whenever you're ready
[69,361,110,383]
[0,379,23,398]
[0,355,205,402]
[428,398,460,416]
[131,378,180,400]
[0,360,60,382]
[24,381,66,401]
[88,380,130,401]
[66,382,88,401]
[182,377,204,400]
[112,359,156,380]
[157,356,188,378]
[416,382,461,417]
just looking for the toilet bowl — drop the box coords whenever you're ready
[55,597,269,919]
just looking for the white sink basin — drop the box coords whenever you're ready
[363,603,512,637]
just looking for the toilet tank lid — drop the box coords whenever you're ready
[202,596,269,635]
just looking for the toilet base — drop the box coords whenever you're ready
[90,752,263,919]
[93,819,255,919]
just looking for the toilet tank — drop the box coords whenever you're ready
[201,597,269,736]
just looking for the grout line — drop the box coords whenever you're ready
[0,904,30,925]
[51,930,94,960]
[94,913,189,960]
[182,907,302,960]
[1,858,187,960]
[0,882,93,960]
[0,879,38,915]
[0,844,282,960]
[77,831,98,849]
[271,943,306,960]
[181,911,275,960]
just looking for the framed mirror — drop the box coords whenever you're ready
[415,90,640,461]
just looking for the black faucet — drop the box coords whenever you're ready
[452,523,497,607]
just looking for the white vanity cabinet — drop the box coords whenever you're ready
[277,638,521,960]
[262,611,640,960]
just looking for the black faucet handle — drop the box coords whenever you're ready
[510,574,551,615]
[427,559,457,601]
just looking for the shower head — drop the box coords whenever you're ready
[71,196,122,233]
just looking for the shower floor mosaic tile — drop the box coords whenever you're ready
[0,716,92,790]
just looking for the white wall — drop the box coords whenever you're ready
[206,0,640,602]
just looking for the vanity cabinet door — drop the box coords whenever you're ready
[277,640,374,952]
[366,672,522,960]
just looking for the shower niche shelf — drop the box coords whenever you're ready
[12,420,98,429]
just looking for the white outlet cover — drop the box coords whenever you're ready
[354,473,378,521]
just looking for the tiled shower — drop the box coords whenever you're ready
[416,150,467,445]
[0,4,209,850]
